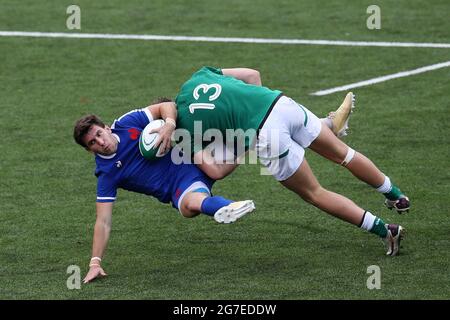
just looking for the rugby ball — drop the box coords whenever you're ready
[139,119,168,160]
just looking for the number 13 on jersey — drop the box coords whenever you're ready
[189,83,222,113]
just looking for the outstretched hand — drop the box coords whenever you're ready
[83,265,107,284]
[151,121,176,155]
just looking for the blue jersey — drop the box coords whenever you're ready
[95,108,214,209]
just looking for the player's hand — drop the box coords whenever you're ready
[151,121,175,155]
[83,265,107,283]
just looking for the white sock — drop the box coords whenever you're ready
[359,211,376,231]
[376,175,392,194]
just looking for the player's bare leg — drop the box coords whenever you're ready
[280,159,405,256]
[309,123,410,213]
[309,123,385,187]
[315,92,409,213]
[180,192,208,218]
[280,159,365,225]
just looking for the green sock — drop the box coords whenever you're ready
[370,217,388,238]
[384,185,403,200]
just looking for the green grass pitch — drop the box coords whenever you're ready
[0,0,449,299]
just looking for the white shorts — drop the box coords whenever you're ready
[256,96,322,181]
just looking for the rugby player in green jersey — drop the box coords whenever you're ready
[160,67,409,256]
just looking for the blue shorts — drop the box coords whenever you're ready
[170,165,215,211]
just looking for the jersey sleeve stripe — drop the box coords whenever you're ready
[97,196,116,200]
[142,107,153,122]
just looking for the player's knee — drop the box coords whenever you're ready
[180,207,197,218]
[180,202,199,218]
[340,147,356,167]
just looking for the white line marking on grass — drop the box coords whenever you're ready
[311,60,450,96]
[1,31,450,48]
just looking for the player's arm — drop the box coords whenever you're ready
[193,150,239,180]
[83,202,113,283]
[147,101,177,122]
[222,68,262,86]
[146,101,177,154]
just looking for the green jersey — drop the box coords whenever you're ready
[175,66,282,154]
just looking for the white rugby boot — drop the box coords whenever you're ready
[214,200,255,224]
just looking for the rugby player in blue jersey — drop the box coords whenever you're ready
[73,100,255,283]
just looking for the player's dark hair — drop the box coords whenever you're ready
[73,114,106,148]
